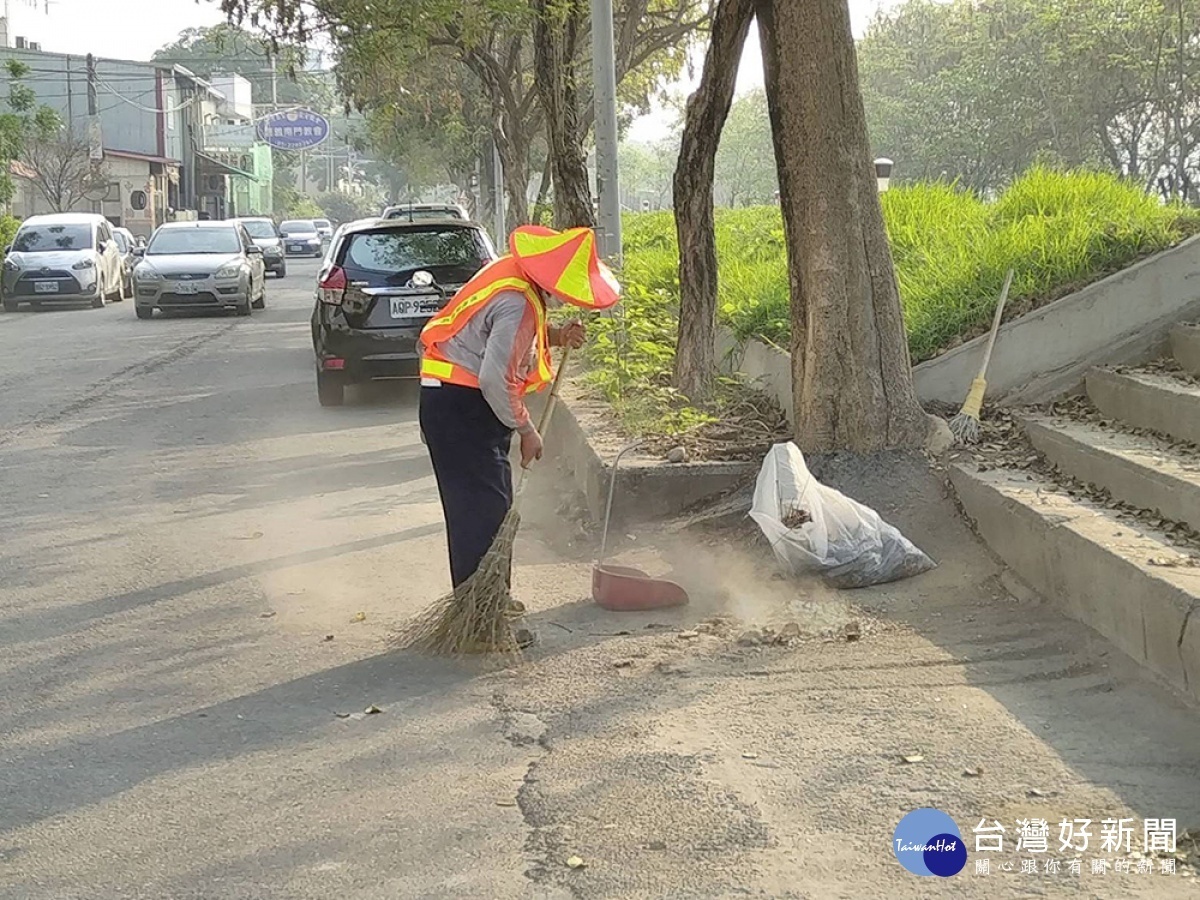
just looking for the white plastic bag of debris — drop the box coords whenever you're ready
[749,442,936,589]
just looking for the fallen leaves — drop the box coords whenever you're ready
[335,705,383,721]
[963,766,985,778]
[900,753,925,764]
[351,612,366,623]
[1149,555,1200,568]
[565,856,586,870]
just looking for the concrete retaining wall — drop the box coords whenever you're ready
[720,235,1200,410]
[915,236,1200,406]
[549,382,756,528]
[720,328,794,427]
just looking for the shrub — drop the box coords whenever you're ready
[0,214,18,249]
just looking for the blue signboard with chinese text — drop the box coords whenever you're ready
[257,109,330,151]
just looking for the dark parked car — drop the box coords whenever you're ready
[311,217,497,406]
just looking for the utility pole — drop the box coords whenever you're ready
[268,50,279,110]
[591,0,622,265]
[492,138,505,246]
[86,52,102,165]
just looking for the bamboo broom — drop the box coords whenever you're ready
[949,268,1015,445]
[395,349,571,657]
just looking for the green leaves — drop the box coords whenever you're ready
[858,0,1200,193]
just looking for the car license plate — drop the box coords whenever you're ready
[174,282,198,295]
[389,296,440,319]
[33,281,58,293]
[290,243,304,252]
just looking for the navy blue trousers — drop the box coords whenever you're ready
[419,384,514,588]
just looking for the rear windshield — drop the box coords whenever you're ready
[385,208,464,221]
[14,223,93,252]
[241,220,276,239]
[280,220,315,232]
[147,227,242,256]
[314,219,331,227]
[341,226,488,286]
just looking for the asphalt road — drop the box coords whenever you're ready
[4,258,1200,899]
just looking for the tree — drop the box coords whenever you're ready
[20,130,108,213]
[856,0,1200,195]
[153,24,325,108]
[671,0,755,400]
[618,137,676,209]
[715,89,777,206]
[0,59,60,206]
[758,0,929,450]
[533,0,594,227]
[215,0,706,229]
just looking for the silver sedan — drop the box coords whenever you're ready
[133,221,267,319]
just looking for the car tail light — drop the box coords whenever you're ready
[319,266,346,305]
[322,357,346,370]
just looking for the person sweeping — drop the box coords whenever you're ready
[414,224,621,650]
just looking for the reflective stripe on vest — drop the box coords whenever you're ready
[419,256,552,395]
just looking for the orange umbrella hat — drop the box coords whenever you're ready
[509,225,621,310]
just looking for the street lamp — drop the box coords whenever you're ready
[875,158,894,193]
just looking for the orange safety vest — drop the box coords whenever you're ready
[419,256,554,394]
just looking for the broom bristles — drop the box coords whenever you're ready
[392,506,527,657]
[948,410,981,444]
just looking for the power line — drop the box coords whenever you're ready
[96,79,195,115]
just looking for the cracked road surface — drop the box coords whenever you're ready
[4,261,1200,899]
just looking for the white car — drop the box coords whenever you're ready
[314,218,334,242]
[1,213,125,311]
[381,203,470,222]
[279,219,324,257]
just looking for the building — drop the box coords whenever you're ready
[0,46,271,234]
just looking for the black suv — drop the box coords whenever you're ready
[311,218,497,406]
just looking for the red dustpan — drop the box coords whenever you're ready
[591,441,690,611]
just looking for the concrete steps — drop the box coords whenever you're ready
[952,329,1200,703]
[951,466,1200,698]
[1021,413,1200,533]
[1172,323,1200,377]
[1086,367,1200,445]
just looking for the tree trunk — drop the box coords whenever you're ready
[533,152,554,224]
[495,123,531,226]
[533,0,596,229]
[757,0,929,452]
[671,0,756,401]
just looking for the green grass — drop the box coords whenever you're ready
[585,167,1200,438]
[724,168,1200,361]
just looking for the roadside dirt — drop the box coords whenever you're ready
[480,449,1200,897]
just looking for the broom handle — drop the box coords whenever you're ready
[976,268,1015,381]
[514,347,571,496]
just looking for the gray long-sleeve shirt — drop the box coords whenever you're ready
[432,290,540,433]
